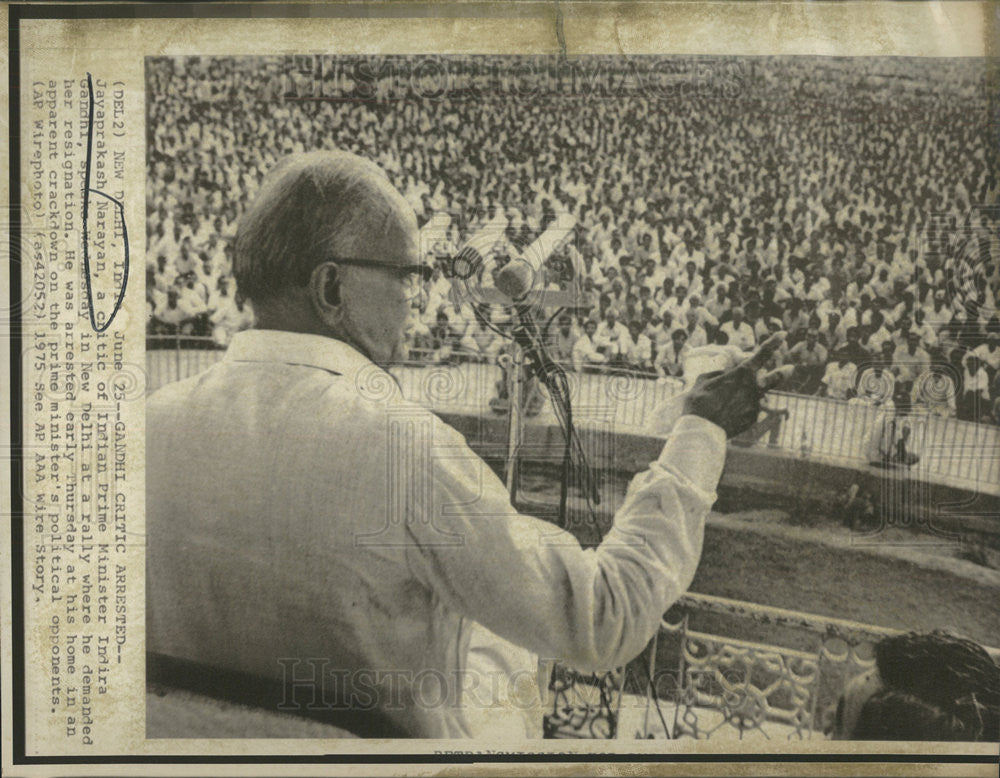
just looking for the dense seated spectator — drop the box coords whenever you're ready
[718,306,756,352]
[681,308,709,349]
[853,350,897,411]
[572,319,607,373]
[786,328,829,394]
[820,350,858,401]
[146,54,999,424]
[622,319,654,375]
[959,353,991,422]
[594,308,629,367]
[548,313,578,365]
[973,332,1000,374]
[912,350,958,417]
[655,328,690,379]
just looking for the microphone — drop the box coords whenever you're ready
[495,212,577,301]
[495,256,535,299]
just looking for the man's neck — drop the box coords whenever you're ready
[253,302,380,368]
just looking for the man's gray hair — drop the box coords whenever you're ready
[233,151,396,302]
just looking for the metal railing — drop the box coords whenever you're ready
[144,337,1000,495]
[764,392,1000,494]
[544,593,1000,740]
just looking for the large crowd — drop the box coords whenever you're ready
[147,55,1000,424]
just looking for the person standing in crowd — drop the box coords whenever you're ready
[893,331,931,409]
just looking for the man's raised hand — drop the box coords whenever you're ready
[683,333,787,438]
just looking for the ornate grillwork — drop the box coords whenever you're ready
[543,665,623,739]
[670,631,818,739]
[542,593,987,740]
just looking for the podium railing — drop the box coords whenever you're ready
[544,593,1000,740]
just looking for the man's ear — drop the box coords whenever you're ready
[309,261,342,320]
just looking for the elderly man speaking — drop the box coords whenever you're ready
[147,151,776,739]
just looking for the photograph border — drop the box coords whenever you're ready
[5,1,1000,772]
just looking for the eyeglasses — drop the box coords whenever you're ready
[327,257,433,300]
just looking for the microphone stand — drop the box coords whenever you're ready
[462,270,599,526]
[503,301,600,528]
[483,292,613,741]
[497,344,525,501]
[503,300,613,740]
